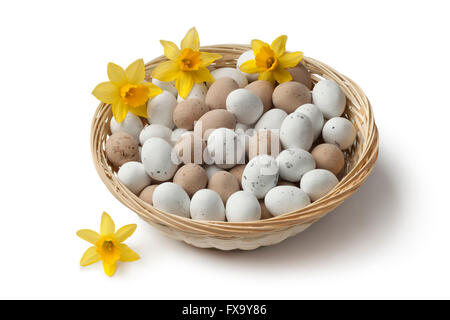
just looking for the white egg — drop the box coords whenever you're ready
[241,154,279,199]
[236,50,258,82]
[226,191,261,222]
[312,79,346,119]
[276,148,316,182]
[322,117,356,150]
[152,182,190,218]
[226,89,263,125]
[147,90,177,129]
[177,83,207,102]
[141,137,178,181]
[110,113,143,142]
[152,78,177,98]
[295,103,324,140]
[280,112,314,150]
[211,67,248,88]
[264,186,311,217]
[171,128,188,145]
[204,165,222,180]
[254,108,288,131]
[139,124,172,145]
[300,169,339,201]
[207,128,245,169]
[190,189,225,221]
[117,161,151,194]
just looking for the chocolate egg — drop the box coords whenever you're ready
[105,132,140,167]
[173,133,206,165]
[173,163,208,197]
[248,130,281,160]
[139,185,159,205]
[311,143,345,175]
[173,98,209,130]
[272,81,311,114]
[287,63,312,89]
[229,164,246,188]
[245,80,274,113]
[205,77,239,110]
[208,171,240,203]
[194,109,236,140]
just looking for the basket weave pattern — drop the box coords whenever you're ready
[91,44,379,250]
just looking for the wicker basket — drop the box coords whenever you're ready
[91,44,379,250]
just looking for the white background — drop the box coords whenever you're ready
[0,0,449,299]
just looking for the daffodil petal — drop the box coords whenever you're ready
[125,59,145,84]
[103,261,117,277]
[92,82,119,104]
[240,60,264,74]
[114,224,137,243]
[151,61,180,82]
[278,52,304,69]
[143,82,163,98]
[107,63,127,85]
[192,67,214,83]
[112,100,128,123]
[129,105,148,118]
[176,72,194,99]
[100,212,115,236]
[181,27,200,51]
[258,71,276,83]
[76,229,101,244]
[200,52,222,67]
[160,40,180,61]
[80,246,101,266]
[273,68,293,83]
[271,35,287,56]
[119,244,140,262]
[251,39,267,55]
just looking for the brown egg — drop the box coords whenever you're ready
[174,133,206,165]
[139,185,159,205]
[208,171,240,203]
[277,180,297,187]
[205,77,239,110]
[287,63,313,89]
[311,143,345,175]
[105,132,140,167]
[245,80,274,113]
[173,163,208,197]
[229,164,246,188]
[259,200,273,220]
[173,99,209,130]
[272,81,311,114]
[247,130,281,160]
[194,109,236,140]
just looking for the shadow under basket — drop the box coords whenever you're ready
[91,44,379,251]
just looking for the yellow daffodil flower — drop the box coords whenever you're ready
[151,27,222,99]
[92,59,162,123]
[77,212,139,277]
[239,35,303,84]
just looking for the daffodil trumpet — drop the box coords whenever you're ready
[239,35,303,84]
[92,59,162,123]
[77,212,139,277]
[151,27,222,99]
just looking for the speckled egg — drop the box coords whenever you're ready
[173,163,208,197]
[272,81,311,114]
[311,143,345,175]
[139,124,172,145]
[211,67,248,88]
[226,191,261,222]
[208,171,240,203]
[110,113,143,142]
[248,130,281,160]
[276,148,316,182]
[322,117,356,150]
[173,133,206,165]
[287,63,312,89]
[105,132,140,167]
[190,189,225,221]
[241,154,279,199]
[264,186,311,217]
[147,90,177,129]
[226,89,263,125]
[152,182,190,218]
[300,169,339,201]
[139,184,159,205]
[295,103,324,140]
[245,80,274,113]
[177,83,207,102]
[312,79,346,119]
[173,98,209,130]
[194,109,236,140]
[254,108,288,131]
[141,137,178,181]
[236,50,258,82]
[205,77,239,110]
[279,112,314,150]
[117,161,151,194]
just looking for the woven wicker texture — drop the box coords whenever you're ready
[91,44,379,250]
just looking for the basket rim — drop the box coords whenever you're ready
[91,44,379,237]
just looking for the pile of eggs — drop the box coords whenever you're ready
[105,52,356,222]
